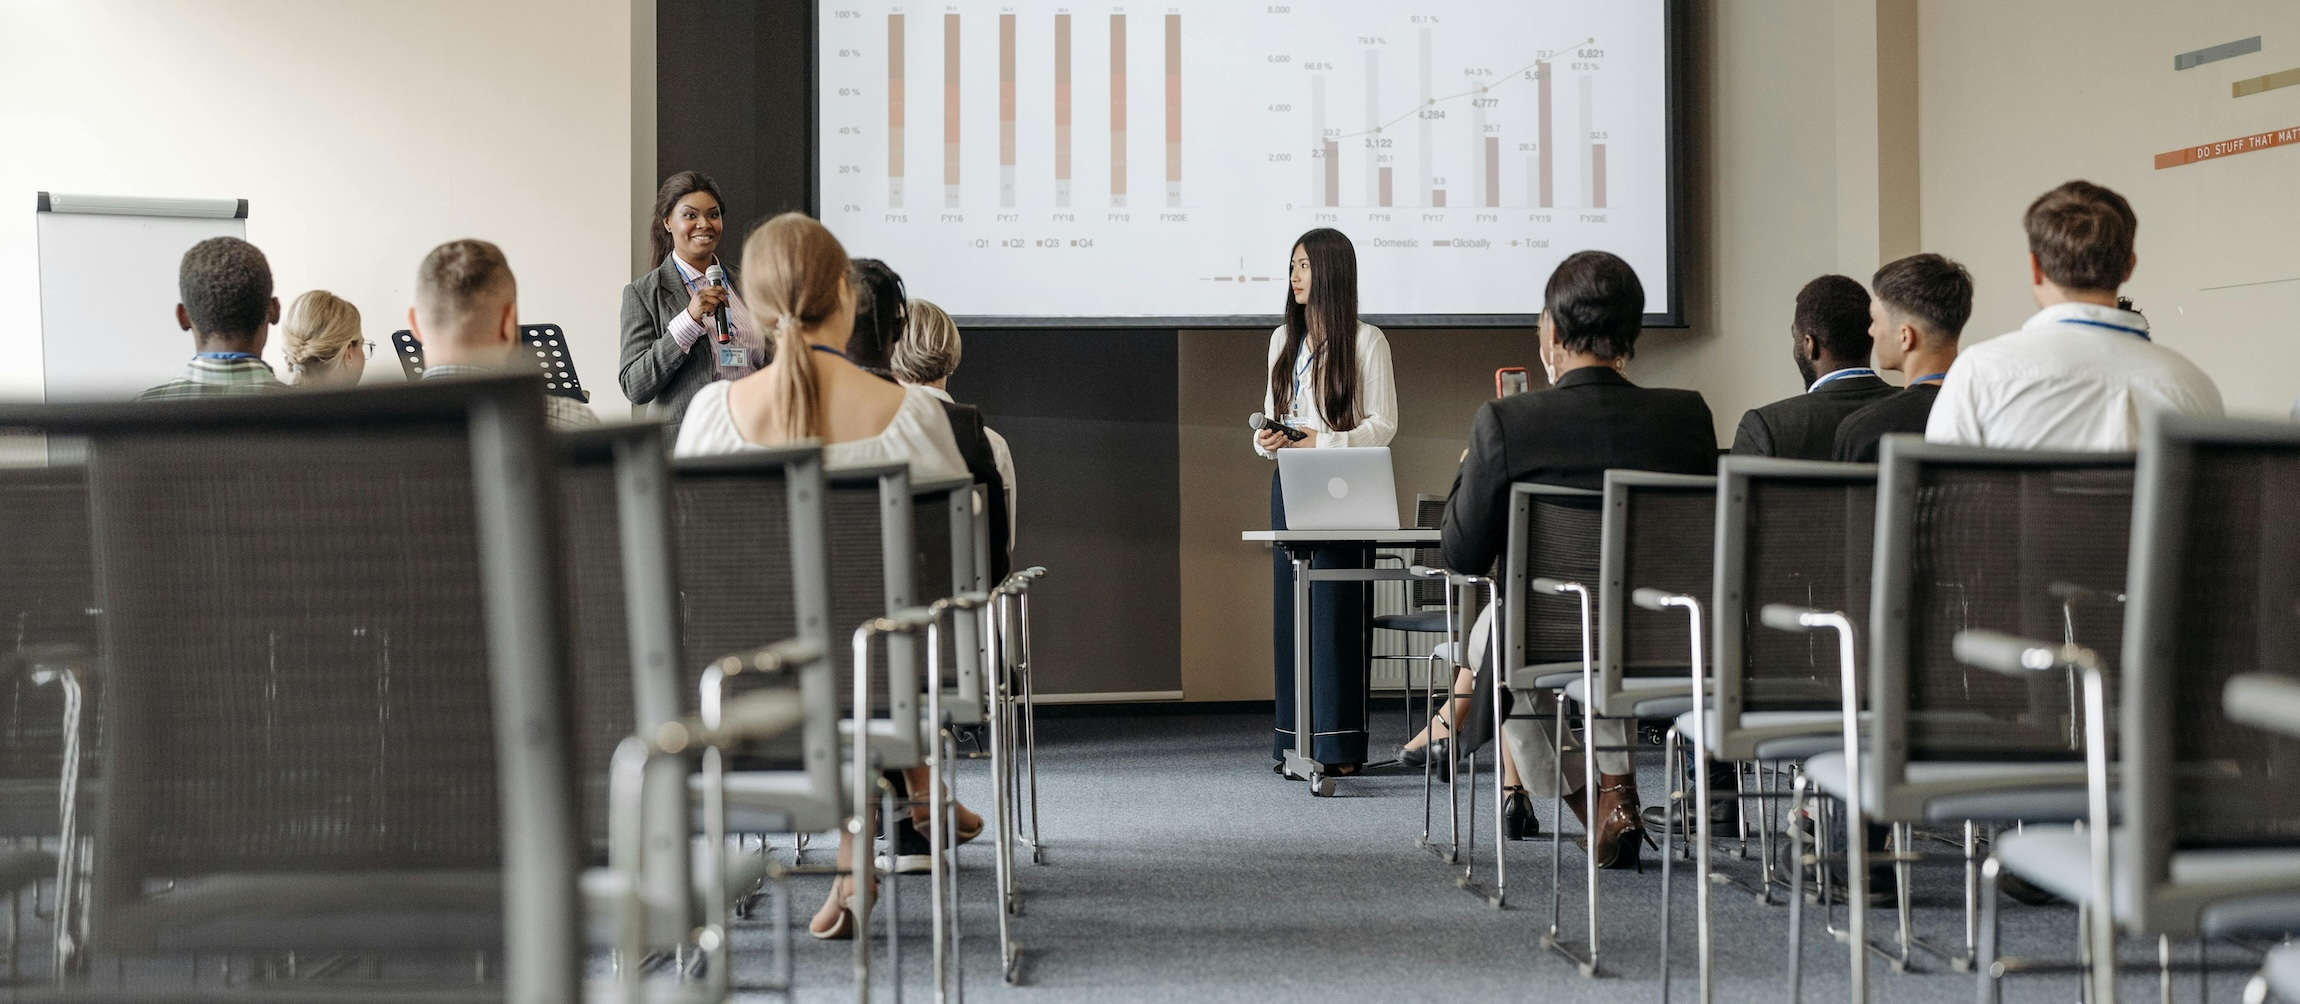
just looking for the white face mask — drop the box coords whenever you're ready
[1538,321,1560,384]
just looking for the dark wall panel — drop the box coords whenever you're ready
[657,0,812,245]
[950,330,1182,696]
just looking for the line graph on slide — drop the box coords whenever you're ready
[818,1,1671,320]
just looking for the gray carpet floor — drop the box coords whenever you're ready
[746,711,2267,1002]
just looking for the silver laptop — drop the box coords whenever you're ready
[1277,447,1402,530]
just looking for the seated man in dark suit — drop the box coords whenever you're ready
[1728,275,1898,458]
[1834,253,1973,463]
[1405,250,1716,867]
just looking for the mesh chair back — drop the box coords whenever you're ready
[671,448,833,772]
[1596,472,1717,715]
[911,478,982,710]
[30,380,577,990]
[1719,459,1878,711]
[1868,437,2132,820]
[1408,494,1448,610]
[1503,484,1604,677]
[561,458,636,856]
[826,466,923,764]
[2125,417,2300,933]
[0,465,96,835]
[1712,458,1876,759]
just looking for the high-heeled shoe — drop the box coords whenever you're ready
[809,876,874,941]
[1590,771,1648,870]
[1503,785,1538,840]
[1399,738,1452,769]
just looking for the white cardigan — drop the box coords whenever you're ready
[1254,321,1398,458]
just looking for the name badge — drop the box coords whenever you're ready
[717,343,746,368]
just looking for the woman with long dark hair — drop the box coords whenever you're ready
[618,170,763,429]
[1256,228,1397,774]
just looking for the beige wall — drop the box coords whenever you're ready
[1918,0,2300,418]
[0,1,652,413]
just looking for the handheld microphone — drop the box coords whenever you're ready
[703,264,731,340]
[1248,411,1308,442]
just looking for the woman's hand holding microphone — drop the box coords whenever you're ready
[1256,428,1301,453]
[685,283,730,324]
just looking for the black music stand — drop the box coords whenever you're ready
[390,324,591,402]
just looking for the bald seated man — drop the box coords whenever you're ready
[408,238,598,430]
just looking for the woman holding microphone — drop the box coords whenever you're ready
[1256,228,1396,775]
[619,170,762,429]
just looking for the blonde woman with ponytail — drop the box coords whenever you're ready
[675,213,968,480]
[672,213,972,940]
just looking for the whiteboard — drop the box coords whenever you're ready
[37,208,247,401]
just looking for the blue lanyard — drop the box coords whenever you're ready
[2062,318,2150,341]
[1808,367,1877,392]
[197,351,258,361]
[1909,372,1948,386]
[809,344,853,362]
[675,257,719,294]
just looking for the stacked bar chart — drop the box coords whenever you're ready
[944,14,960,207]
[887,14,904,207]
[1000,14,1015,207]
[819,1,1673,320]
[1110,14,1126,207]
[1054,13,1070,207]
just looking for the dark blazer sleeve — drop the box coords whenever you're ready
[1672,393,1723,474]
[1440,401,1510,576]
[1728,408,1770,456]
[618,275,692,407]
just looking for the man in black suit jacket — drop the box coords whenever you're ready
[1728,274,1899,459]
[1424,251,1716,867]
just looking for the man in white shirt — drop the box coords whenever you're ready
[1926,180,2220,451]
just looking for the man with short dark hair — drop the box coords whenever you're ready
[408,239,598,429]
[1927,180,2219,450]
[138,237,291,400]
[1834,253,1975,463]
[1728,275,1897,459]
[1418,250,1715,867]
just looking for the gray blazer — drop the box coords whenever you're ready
[618,255,734,426]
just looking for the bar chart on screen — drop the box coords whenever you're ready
[819,1,1672,321]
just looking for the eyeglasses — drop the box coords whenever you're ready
[362,339,378,356]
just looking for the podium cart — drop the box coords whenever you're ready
[1243,528,1443,795]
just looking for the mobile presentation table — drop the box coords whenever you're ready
[1243,528,1443,796]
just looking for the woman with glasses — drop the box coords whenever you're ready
[279,289,367,388]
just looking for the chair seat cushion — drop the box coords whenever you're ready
[1510,662,1586,691]
[1802,752,2096,822]
[1564,676,1702,718]
[1992,827,2300,935]
[694,771,844,835]
[137,872,503,954]
[1372,611,1450,634]
[1675,709,1851,762]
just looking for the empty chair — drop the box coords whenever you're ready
[1373,494,1453,742]
[1788,434,2135,993]
[1650,457,1876,999]
[1976,414,2300,1001]
[0,377,583,999]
